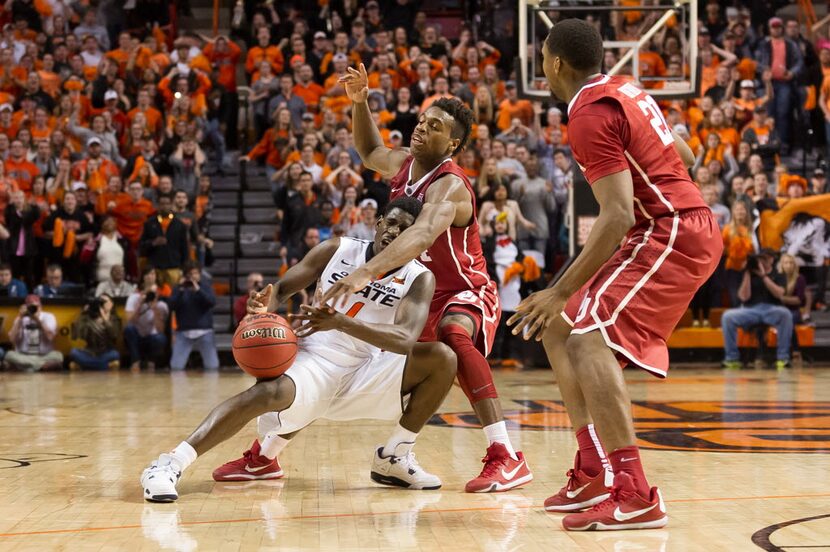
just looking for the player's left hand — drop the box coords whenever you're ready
[507,288,568,342]
[320,266,372,308]
[289,287,343,337]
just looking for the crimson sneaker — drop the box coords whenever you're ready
[561,472,667,531]
[465,443,533,493]
[212,439,284,482]
[544,467,612,512]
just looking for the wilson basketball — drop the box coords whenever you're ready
[232,313,298,379]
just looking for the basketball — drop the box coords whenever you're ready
[232,313,298,379]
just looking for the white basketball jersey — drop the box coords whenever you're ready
[300,238,430,366]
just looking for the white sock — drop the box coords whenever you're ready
[260,433,290,460]
[483,421,518,460]
[382,423,419,457]
[587,423,611,472]
[169,441,198,471]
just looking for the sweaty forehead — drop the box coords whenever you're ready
[384,208,415,226]
[422,107,454,127]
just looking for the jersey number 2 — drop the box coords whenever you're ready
[637,95,673,146]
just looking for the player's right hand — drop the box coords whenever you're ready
[247,283,273,315]
[339,64,369,103]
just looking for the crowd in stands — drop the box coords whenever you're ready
[0,0,827,371]
[0,1,218,371]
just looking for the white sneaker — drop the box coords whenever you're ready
[370,447,441,490]
[141,454,181,502]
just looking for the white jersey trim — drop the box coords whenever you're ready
[405,158,452,196]
[624,151,675,214]
[567,74,611,116]
[445,228,475,288]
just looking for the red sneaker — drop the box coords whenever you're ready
[561,472,667,531]
[544,467,612,512]
[212,440,284,482]
[465,443,533,493]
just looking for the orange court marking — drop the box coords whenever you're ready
[3,492,830,539]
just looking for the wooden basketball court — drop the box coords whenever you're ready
[1,367,829,550]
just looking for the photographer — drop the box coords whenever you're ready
[721,249,793,370]
[124,275,169,371]
[4,295,63,372]
[68,294,122,371]
[234,272,263,325]
[168,261,219,371]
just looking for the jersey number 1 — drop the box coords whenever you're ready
[637,95,673,146]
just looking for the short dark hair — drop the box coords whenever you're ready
[383,196,422,220]
[183,260,201,274]
[545,19,604,72]
[0,262,11,271]
[553,148,569,157]
[431,98,473,156]
[299,171,313,179]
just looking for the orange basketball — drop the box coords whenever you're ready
[232,313,298,379]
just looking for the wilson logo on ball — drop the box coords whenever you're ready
[241,327,287,340]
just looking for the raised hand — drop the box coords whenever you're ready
[338,63,370,103]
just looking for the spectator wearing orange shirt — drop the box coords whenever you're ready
[367,53,400,89]
[420,76,456,113]
[127,89,164,137]
[496,82,533,131]
[106,32,152,78]
[320,31,362,77]
[112,179,155,243]
[202,35,242,93]
[245,27,284,81]
[292,64,324,111]
[36,53,61,97]
[5,140,39,192]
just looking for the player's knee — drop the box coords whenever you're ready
[253,376,296,412]
[438,315,475,339]
[432,342,457,381]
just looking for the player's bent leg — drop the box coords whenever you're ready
[141,377,296,502]
[437,315,532,492]
[560,331,666,531]
[541,318,611,513]
[371,342,456,491]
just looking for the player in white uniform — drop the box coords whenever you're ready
[141,198,457,502]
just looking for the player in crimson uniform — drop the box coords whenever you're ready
[323,64,532,492]
[509,20,722,530]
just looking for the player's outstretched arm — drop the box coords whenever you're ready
[340,64,409,177]
[508,170,635,340]
[321,175,470,307]
[291,271,435,354]
[247,238,341,315]
[671,130,695,168]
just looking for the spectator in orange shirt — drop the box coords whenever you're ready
[72,137,120,194]
[29,106,54,143]
[323,54,351,97]
[111,180,155,248]
[202,35,242,93]
[699,106,740,151]
[106,32,152,78]
[420,76,455,112]
[37,53,61,97]
[320,31,362,77]
[367,53,400,89]
[127,88,163,136]
[245,27,284,81]
[496,81,533,131]
[5,139,39,192]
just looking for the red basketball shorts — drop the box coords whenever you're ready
[419,280,501,357]
[562,208,722,377]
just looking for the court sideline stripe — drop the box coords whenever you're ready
[2,492,830,538]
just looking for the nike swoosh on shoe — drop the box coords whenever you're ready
[613,503,657,522]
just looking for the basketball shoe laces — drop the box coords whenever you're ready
[584,483,632,514]
[478,450,508,478]
[390,451,423,473]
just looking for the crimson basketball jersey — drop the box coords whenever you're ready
[567,75,706,226]
[389,156,492,294]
